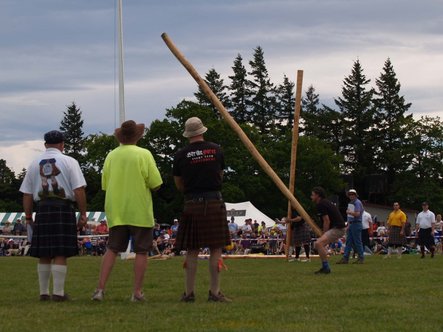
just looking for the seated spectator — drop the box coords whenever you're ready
[153,223,162,240]
[95,220,109,235]
[151,240,161,256]
[170,219,179,239]
[252,220,259,233]
[2,221,12,235]
[241,219,253,237]
[435,214,442,233]
[228,219,239,238]
[82,237,92,255]
[257,221,268,236]
[13,219,26,235]
[377,222,387,237]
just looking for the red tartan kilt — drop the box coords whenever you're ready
[175,200,231,250]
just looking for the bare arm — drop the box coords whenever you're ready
[321,215,331,233]
[174,176,185,193]
[286,216,302,223]
[74,187,87,229]
[23,194,34,225]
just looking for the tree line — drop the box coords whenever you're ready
[1,47,442,222]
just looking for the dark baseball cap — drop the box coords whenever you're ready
[44,130,65,144]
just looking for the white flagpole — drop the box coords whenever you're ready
[117,0,126,125]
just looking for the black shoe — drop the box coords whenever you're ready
[315,267,331,274]
[180,292,195,303]
[421,254,425,259]
[336,258,349,264]
[431,252,435,258]
[352,258,364,264]
[52,294,70,302]
[39,294,50,302]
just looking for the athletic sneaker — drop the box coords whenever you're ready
[208,291,232,303]
[91,289,105,301]
[352,258,364,264]
[180,292,195,303]
[301,258,311,263]
[336,258,349,264]
[314,267,331,274]
[130,293,145,302]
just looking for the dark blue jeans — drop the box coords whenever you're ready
[343,222,364,260]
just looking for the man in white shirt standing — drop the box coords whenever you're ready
[362,210,373,253]
[20,130,87,301]
[415,202,436,259]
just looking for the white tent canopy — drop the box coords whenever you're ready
[225,201,274,228]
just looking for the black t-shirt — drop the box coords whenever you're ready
[316,199,345,229]
[291,210,305,229]
[173,141,225,194]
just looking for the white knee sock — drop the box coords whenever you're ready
[51,264,67,296]
[37,264,51,295]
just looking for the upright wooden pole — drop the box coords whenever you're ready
[117,0,126,125]
[161,33,322,237]
[285,70,303,260]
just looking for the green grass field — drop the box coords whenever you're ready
[0,255,442,332]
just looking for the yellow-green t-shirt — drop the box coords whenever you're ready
[387,210,407,227]
[102,145,163,228]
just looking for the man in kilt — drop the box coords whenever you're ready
[415,202,436,258]
[173,117,231,303]
[286,211,311,262]
[385,202,407,258]
[20,130,87,301]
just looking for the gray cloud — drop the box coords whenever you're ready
[1,0,442,150]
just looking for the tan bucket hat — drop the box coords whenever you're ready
[183,117,208,138]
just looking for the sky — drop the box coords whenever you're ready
[1,0,442,172]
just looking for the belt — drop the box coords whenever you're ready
[185,191,222,202]
[348,220,362,224]
[36,199,75,209]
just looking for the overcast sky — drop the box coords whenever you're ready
[1,0,442,172]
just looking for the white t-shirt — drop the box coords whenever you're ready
[377,226,387,236]
[20,148,86,202]
[362,211,372,230]
[416,210,435,229]
[241,224,252,233]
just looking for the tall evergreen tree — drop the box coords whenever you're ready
[301,85,321,136]
[59,102,85,162]
[335,60,374,179]
[372,58,412,187]
[228,54,248,123]
[275,75,295,129]
[302,86,343,156]
[247,46,276,133]
[194,68,230,117]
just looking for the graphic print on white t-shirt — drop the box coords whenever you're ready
[38,158,67,200]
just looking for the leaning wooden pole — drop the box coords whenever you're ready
[161,33,322,237]
[285,70,304,260]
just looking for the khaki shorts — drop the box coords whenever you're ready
[107,225,153,254]
[324,228,346,243]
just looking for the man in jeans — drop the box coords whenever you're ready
[337,189,365,264]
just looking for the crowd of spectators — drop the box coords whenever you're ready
[1,214,442,258]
